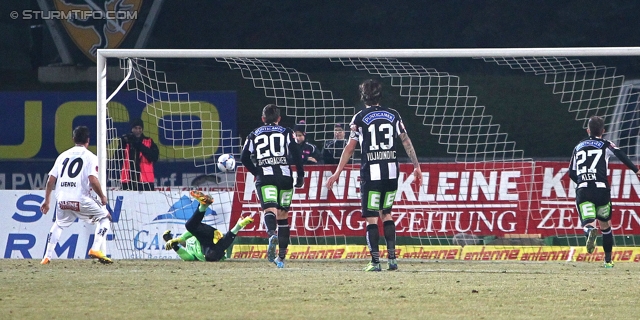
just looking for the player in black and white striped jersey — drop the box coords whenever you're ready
[326,79,423,272]
[569,115,640,268]
[240,104,304,268]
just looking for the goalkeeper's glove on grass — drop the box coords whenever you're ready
[164,239,178,250]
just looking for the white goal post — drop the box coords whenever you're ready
[96,47,640,261]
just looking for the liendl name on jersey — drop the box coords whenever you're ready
[366,150,397,161]
[60,181,77,187]
[258,156,288,166]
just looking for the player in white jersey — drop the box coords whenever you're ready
[40,126,113,265]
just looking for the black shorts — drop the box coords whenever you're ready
[255,175,294,211]
[360,179,398,217]
[575,187,612,223]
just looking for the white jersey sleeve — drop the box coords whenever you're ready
[87,153,99,179]
[348,111,361,142]
[48,155,64,178]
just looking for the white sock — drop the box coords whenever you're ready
[91,218,111,251]
[44,223,64,259]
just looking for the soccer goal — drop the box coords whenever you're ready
[97,48,640,261]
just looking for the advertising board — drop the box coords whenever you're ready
[0,91,237,189]
[1,190,232,259]
[231,162,640,237]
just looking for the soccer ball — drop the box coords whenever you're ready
[217,154,236,172]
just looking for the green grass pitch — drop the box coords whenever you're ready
[1,259,639,319]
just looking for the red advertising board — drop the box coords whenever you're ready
[231,162,640,238]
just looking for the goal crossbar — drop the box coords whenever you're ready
[97,47,640,59]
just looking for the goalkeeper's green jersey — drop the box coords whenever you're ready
[179,231,205,261]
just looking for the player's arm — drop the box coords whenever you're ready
[568,152,578,183]
[165,231,192,250]
[610,145,640,177]
[40,175,57,215]
[89,175,108,206]
[178,231,193,241]
[325,138,358,189]
[240,135,261,177]
[400,132,423,186]
[240,149,260,176]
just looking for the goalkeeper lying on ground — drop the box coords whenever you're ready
[163,190,253,261]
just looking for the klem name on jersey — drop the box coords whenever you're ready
[581,173,596,181]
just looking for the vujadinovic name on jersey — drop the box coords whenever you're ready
[367,150,397,161]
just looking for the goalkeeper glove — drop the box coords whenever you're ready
[294,175,304,188]
[164,239,178,250]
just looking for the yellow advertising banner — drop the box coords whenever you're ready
[460,246,573,262]
[399,245,462,260]
[573,246,640,263]
[231,245,463,260]
[231,245,640,263]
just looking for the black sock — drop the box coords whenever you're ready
[383,220,396,259]
[277,219,290,259]
[602,227,614,262]
[366,224,380,264]
[264,211,277,236]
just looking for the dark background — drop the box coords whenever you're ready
[2,0,640,159]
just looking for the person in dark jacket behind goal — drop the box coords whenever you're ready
[119,118,159,191]
[293,120,322,165]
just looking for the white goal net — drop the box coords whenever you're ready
[97,48,640,261]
